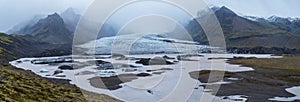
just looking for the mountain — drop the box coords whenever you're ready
[8,6,300,54]
[186,6,300,53]
[242,16,260,21]
[267,16,299,23]
[243,15,300,36]
[0,32,71,62]
[18,13,73,44]
[9,9,117,44]
[61,8,81,32]
[6,15,44,34]
[7,9,76,44]
[265,16,300,36]
[60,7,117,38]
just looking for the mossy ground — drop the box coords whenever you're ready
[228,54,300,72]
[0,64,85,102]
[0,64,121,102]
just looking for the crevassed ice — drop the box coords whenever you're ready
[78,34,216,54]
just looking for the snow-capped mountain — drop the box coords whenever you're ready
[242,15,300,24]
[267,16,292,24]
[242,16,261,21]
[186,6,300,53]
[267,16,280,22]
[267,16,299,23]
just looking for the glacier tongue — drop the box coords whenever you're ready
[77,34,217,55]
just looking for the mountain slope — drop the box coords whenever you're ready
[6,15,44,34]
[26,13,73,44]
[8,13,73,44]
[186,6,300,53]
[61,8,81,32]
[0,32,71,62]
[266,16,300,36]
[0,64,86,101]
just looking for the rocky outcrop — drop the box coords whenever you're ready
[135,57,174,65]
[58,65,74,70]
[93,60,114,70]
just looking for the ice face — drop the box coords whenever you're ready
[78,34,216,55]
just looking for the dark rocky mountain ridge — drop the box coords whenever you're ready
[61,8,81,32]
[6,15,44,34]
[0,32,71,62]
[186,6,300,54]
[5,6,300,54]
[19,13,73,44]
[8,8,117,44]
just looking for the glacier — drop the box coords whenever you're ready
[77,34,219,55]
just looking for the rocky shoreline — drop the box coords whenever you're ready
[227,47,300,54]
[1,60,121,102]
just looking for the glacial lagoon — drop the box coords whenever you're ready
[10,54,298,102]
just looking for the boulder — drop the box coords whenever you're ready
[58,65,74,70]
[96,60,114,70]
[135,57,174,65]
[136,73,151,77]
[16,60,22,63]
[0,76,6,84]
[162,55,175,59]
[95,60,111,66]
[53,70,63,76]
[0,80,6,84]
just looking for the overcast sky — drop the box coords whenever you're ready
[0,0,300,32]
[0,0,93,32]
[205,0,300,18]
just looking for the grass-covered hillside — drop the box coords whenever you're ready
[0,64,85,101]
[0,32,121,101]
[0,32,71,62]
[0,63,121,102]
[228,54,300,72]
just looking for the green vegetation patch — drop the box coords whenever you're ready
[0,34,13,45]
[228,55,300,72]
[0,65,86,102]
[0,64,122,102]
